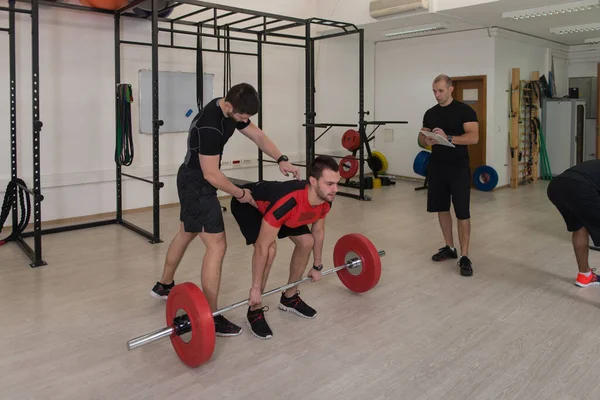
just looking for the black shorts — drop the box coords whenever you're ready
[176,164,224,234]
[547,175,600,246]
[229,185,310,245]
[427,161,471,220]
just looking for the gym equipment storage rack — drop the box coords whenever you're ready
[2,0,377,267]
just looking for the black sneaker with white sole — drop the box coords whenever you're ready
[214,315,242,337]
[279,291,316,319]
[150,281,174,299]
[247,306,273,340]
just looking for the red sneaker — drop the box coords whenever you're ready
[575,269,600,288]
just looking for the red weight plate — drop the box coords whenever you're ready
[339,156,359,179]
[166,282,216,368]
[333,233,381,293]
[342,129,360,151]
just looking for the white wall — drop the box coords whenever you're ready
[373,28,570,187]
[316,0,377,27]
[568,45,600,78]
[0,1,324,223]
[374,29,495,177]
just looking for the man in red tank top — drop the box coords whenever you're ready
[230,155,340,339]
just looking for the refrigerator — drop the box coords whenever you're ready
[541,98,588,176]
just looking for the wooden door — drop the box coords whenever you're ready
[452,76,487,176]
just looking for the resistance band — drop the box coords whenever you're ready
[0,178,31,246]
[115,83,134,167]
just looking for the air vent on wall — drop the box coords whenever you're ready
[369,0,429,18]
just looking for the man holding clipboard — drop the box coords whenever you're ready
[418,75,479,277]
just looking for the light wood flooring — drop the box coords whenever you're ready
[3,179,600,399]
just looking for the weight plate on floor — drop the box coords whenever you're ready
[333,233,382,293]
[166,282,215,368]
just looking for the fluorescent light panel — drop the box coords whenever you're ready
[382,22,448,37]
[550,22,600,35]
[502,0,599,20]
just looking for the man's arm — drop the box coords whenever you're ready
[418,127,432,148]
[239,122,300,179]
[448,121,479,145]
[311,218,325,267]
[199,154,246,199]
[251,221,280,291]
[239,122,283,161]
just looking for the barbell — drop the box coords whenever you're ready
[126,233,385,368]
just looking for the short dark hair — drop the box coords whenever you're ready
[225,83,260,115]
[308,155,339,180]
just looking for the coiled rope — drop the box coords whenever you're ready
[0,178,31,246]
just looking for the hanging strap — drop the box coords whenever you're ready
[0,178,31,246]
[115,83,134,166]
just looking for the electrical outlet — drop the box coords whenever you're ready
[384,129,394,142]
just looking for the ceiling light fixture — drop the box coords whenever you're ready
[584,37,600,43]
[550,22,600,35]
[382,22,448,37]
[502,0,599,20]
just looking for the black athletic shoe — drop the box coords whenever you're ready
[458,256,473,277]
[246,306,273,340]
[214,315,242,337]
[432,245,458,262]
[279,291,317,319]
[150,281,174,299]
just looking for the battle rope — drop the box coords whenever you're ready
[0,178,31,246]
[115,83,134,166]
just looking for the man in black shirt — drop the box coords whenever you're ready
[418,74,479,277]
[150,83,300,337]
[547,159,600,287]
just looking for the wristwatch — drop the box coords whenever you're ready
[313,264,323,272]
[447,135,453,143]
[277,155,289,164]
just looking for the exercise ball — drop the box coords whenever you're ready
[131,0,175,18]
[83,0,128,10]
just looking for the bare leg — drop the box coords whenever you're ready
[160,222,198,284]
[197,230,227,312]
[457,218,471,257]
[284,234,314,298]
[438,211,454,248]
[573,227,590,273]
[250,242,277,311]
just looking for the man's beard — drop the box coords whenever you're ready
[316,187,331,202]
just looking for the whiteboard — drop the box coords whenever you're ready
[138,70,214,134]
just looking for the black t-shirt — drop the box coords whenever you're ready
[422,100,478,165]
[560,159,600,191]
[183,97,251,174]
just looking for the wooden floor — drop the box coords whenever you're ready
[3,179,600,399]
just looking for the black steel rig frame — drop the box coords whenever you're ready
[3,0,386,268]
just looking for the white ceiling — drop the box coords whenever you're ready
[362,0,600,46]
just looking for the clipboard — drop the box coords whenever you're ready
[420,130,455,148]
